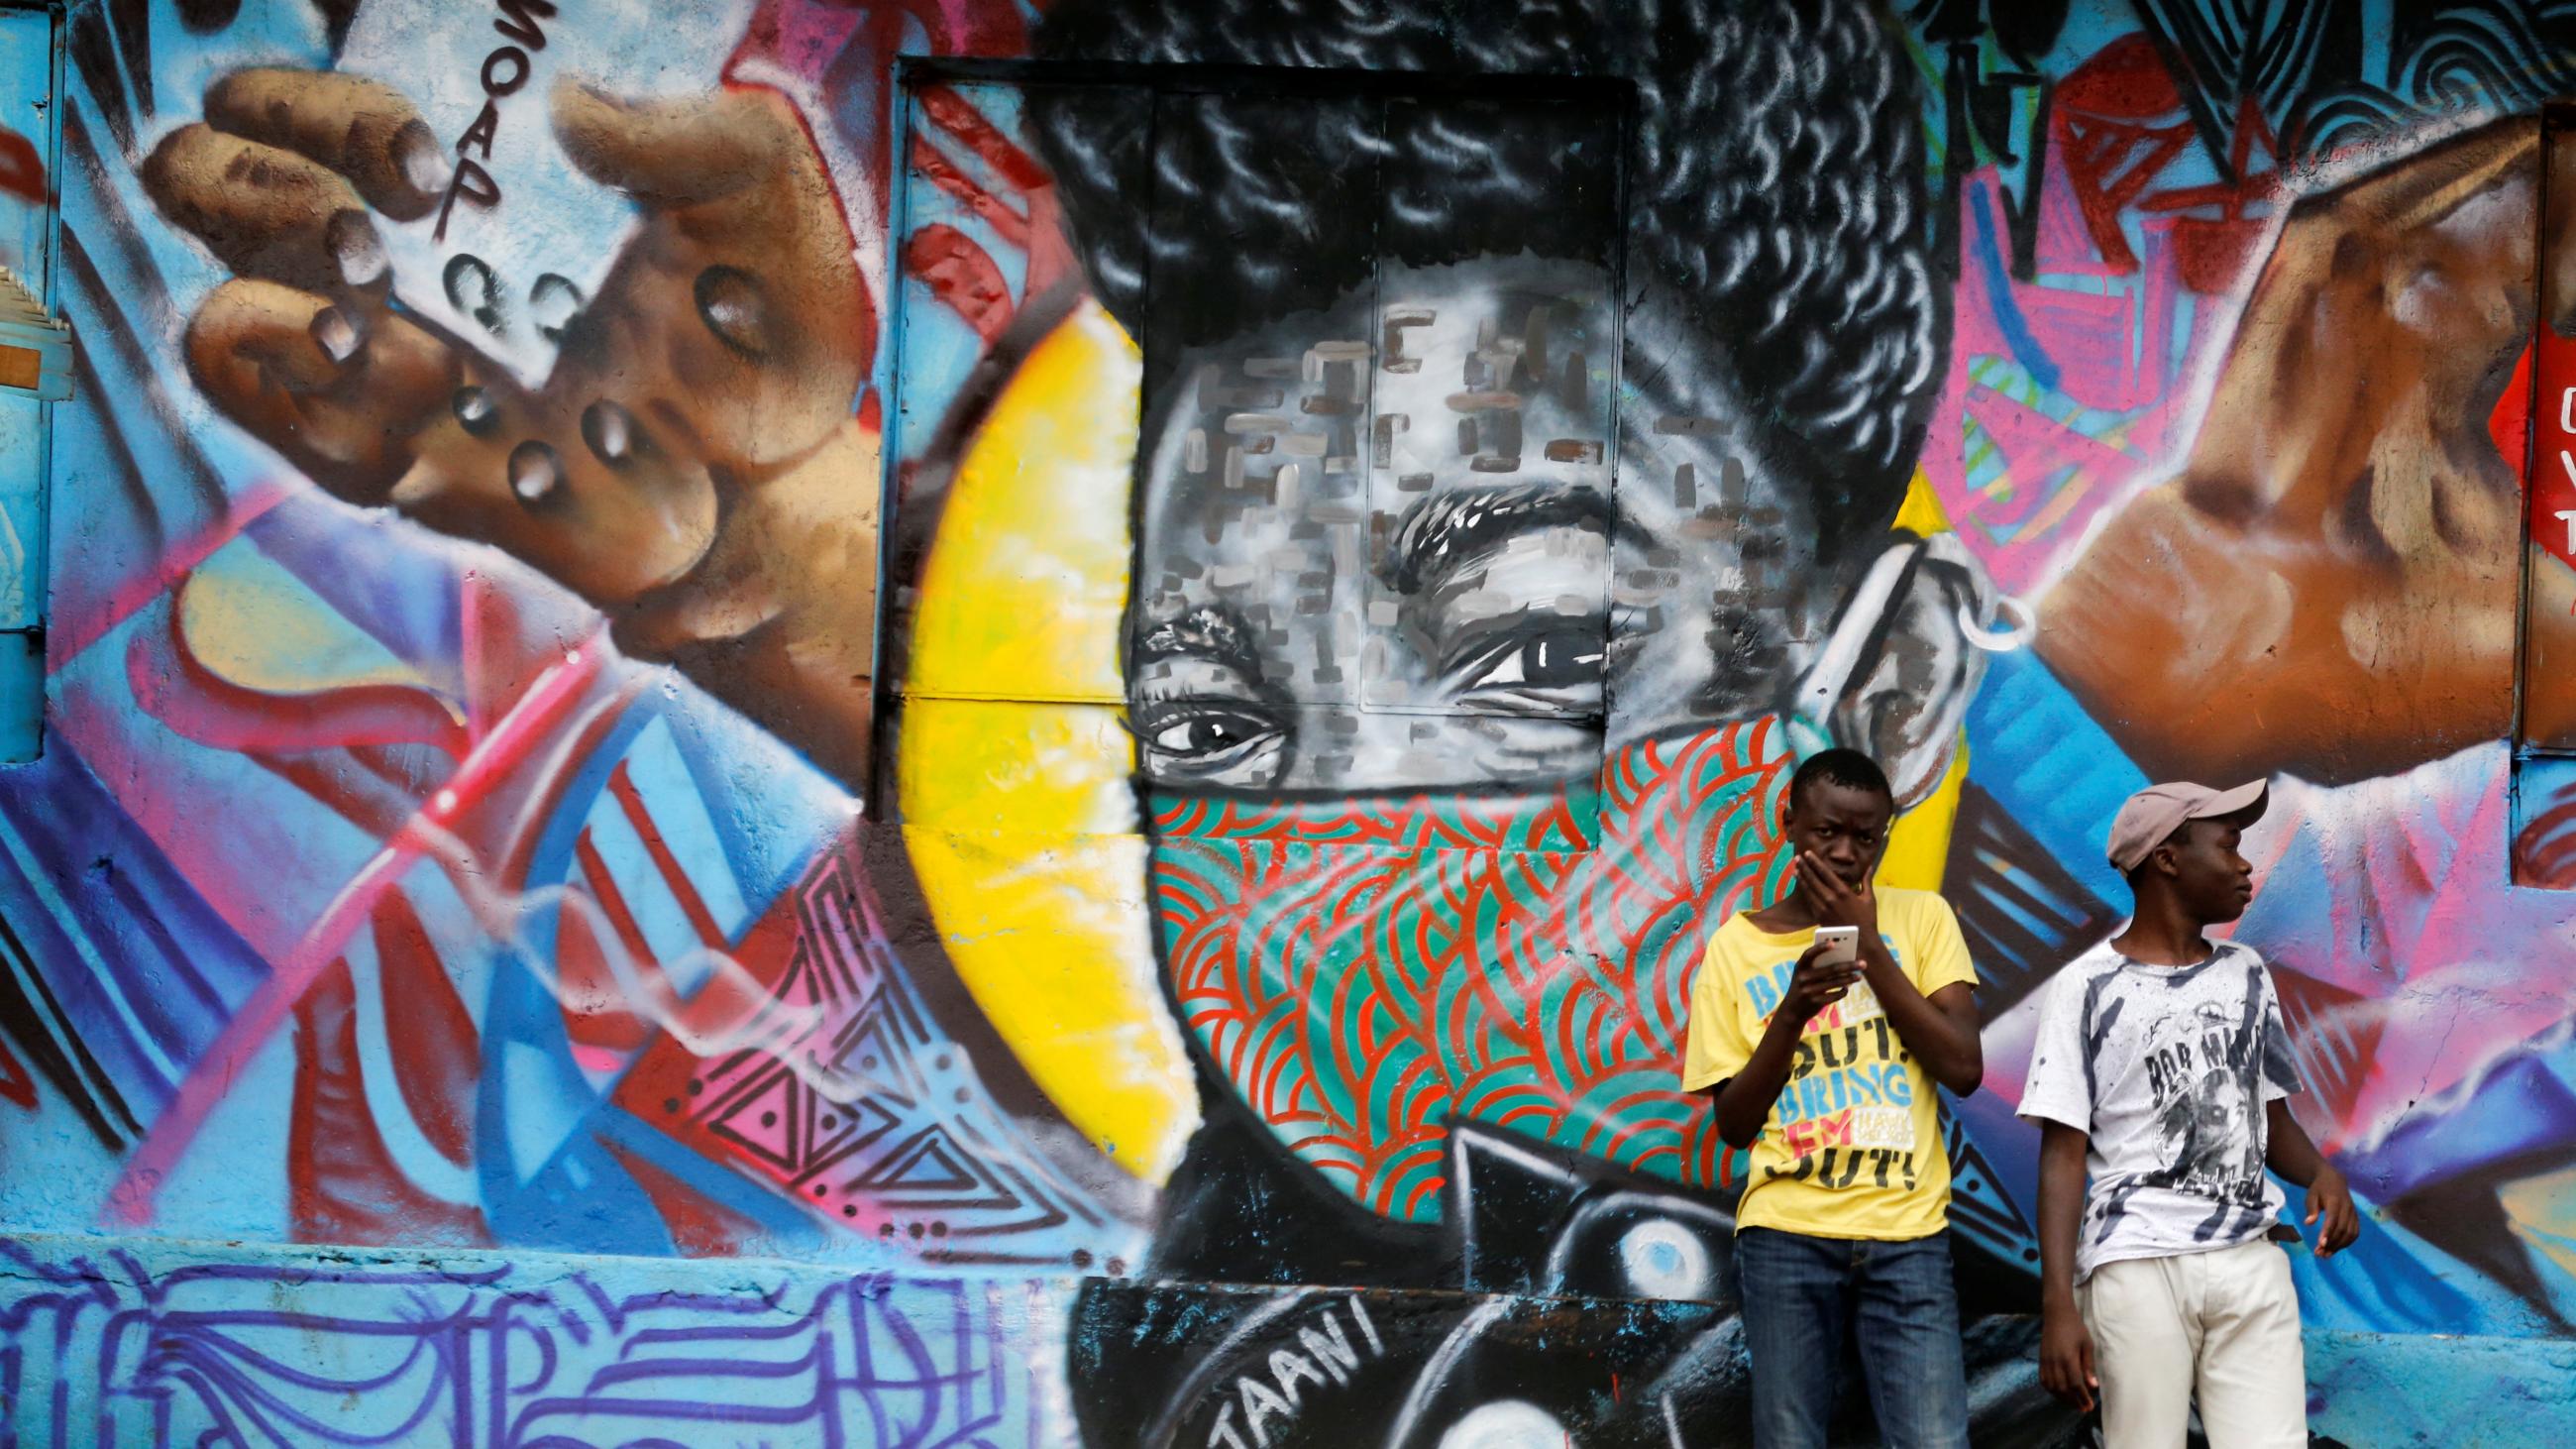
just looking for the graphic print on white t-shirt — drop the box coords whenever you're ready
[2140,996,2268,1202]
[2017,940,2303,1280]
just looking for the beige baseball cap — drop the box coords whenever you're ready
[2105,780,2268,873]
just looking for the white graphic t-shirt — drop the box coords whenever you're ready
[2018,939,2303,1281]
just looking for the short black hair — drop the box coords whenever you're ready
[1788,747,1893,811]
[1025,0,1944,564]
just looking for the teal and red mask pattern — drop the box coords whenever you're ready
[1148,719,1793,1220]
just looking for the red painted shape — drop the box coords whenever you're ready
[2139,97,2282,296]
[0,1034,35,1111]
[602,1137,768,1257]
[566,832,670,1055]
[2517,784,2576,888]
[553,858,656,1058]
[902,223,1013,342]
[607,762,729,949]
[910,133,1031,248]
[130,595,470,759]
[610,832,882,1236]
[2050,37,2279,291]
[2494,340,2535,484]
[0,127,42,205]
[2530,325,2576,572]
[2054,33,2182,119]
[917,83,1052,191]
[2049,36,2197,273]
[373,891,480,1169]
[287,957,489,1246]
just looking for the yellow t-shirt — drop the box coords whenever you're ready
[1679,887,1980,1240]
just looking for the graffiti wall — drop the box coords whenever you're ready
[7,0,2576,1442]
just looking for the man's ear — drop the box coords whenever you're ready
[1787,533,2003,808]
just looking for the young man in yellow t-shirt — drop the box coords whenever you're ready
[1681,748,1984,1449]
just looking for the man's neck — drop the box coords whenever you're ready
[2111,891,2214,966]
[1747,887,1821,933]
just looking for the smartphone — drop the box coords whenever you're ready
[1814,925,1860,967]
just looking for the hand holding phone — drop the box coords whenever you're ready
[1783,928,1866,1023]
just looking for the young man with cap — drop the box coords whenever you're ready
[2020,780,2360,1447]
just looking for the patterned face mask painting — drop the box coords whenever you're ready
[1149,719,1792,1218]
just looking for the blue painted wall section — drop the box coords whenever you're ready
[0,3,60,763]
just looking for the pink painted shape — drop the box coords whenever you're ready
[1927,171,2225,596]
[52,480,294,667]
[2238,749,2576,1153]
[105,633,609,1225]
[731,0,866,82]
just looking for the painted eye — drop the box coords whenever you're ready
[1132,703,1286,787]
[1147,710,1274,758]
[1465,622,1604,692]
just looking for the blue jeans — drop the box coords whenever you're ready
[1737,1226,1971,1449]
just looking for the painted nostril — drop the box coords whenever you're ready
[695,265,770,358]
[310,306,359,364]
[452,386,496,434]
[582,399,635,464]
[508,440,562,504]
[326,210,387,288]
[392,120,451,197]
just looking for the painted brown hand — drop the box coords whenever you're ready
[2039,119,2564,787]
[145,67,882,788]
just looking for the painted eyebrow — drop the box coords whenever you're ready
[1375,483,1618,597]
[1130,603,1267,677]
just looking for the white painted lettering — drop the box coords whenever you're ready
[1346,1294,1383,1355]
[1238,1375,1295,1448]
[1297,1314,1361,1385]
[1268,1348,1328,1406]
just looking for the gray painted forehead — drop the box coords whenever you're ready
[1138,261,1618,515]
[1131,260,1817,559]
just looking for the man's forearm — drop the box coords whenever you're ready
[1711,1015,1802,1148]
[1860,942,1982,1089]
[2037,1123,2089,1312]
[2266,1099,2329,1187]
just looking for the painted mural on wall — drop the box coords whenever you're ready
[7,0,2576,1442]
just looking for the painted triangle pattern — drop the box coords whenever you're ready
[622,841,1110,1263]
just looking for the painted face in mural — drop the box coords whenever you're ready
[1128,258,1999,1215]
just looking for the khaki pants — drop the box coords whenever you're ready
[2078,1240,2307,1449]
